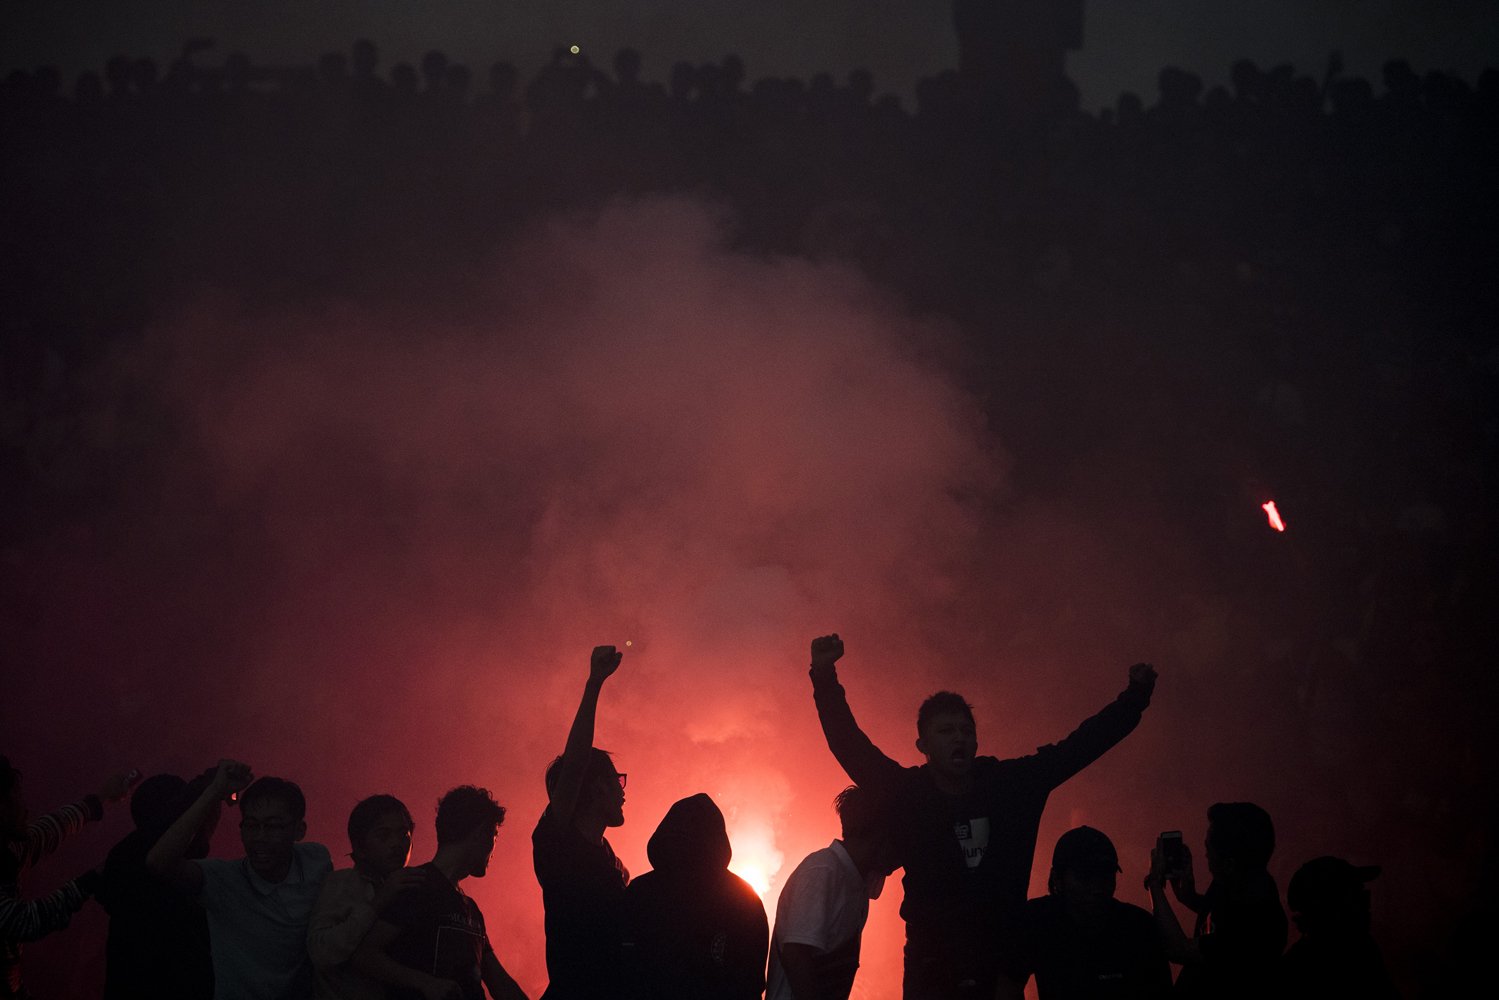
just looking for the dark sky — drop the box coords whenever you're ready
[4,0,1497,107]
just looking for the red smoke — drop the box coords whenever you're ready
[3,198,1451,997]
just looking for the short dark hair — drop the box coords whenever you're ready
[1207,802,1275,869]
[347,794,413,848]
[917,691,974,736]
[129,773,188,831]
[544,748,615,798]
[240,777,306,822]
[434,786,505,845]
[833,785,889,841]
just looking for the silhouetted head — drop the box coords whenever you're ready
[613,48,642,85]
[916,691,977,782]
[74,71,104,106]
[238,777,307,881]
[444,64,471,98]
[721,54,745,92]
[488,61,518,98]
[420,50,449,91]
[348,794,414,878]
[129,773,188,832]
[848,68,874,104]
[1288,856,1378,937]
[1205,802,1275,878]
[352,39,379,79]
[390,62,418,96]
[105,55,132,96]
[318,51,348,84]
[646,793,730,872]
[835,785,900,882]
[547,748,625,828]
[434,785,505,877]
[1048,826,1120,914]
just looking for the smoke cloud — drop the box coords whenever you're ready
[5,195,1478,996]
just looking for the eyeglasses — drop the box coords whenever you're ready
[615,773,628,790]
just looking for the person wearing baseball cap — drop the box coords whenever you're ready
[1279,856,1398,999]
[996,826,1170,1000]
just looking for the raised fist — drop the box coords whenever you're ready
[590,645,623,683]
[810,634,845,671]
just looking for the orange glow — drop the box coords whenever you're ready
[1262,500,1286,532]
[727,815,784,902]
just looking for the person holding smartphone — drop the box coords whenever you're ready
[1144,803,1287,1000]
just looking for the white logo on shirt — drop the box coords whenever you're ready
[955,817,989,869]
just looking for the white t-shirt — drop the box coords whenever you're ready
[766,840,869,1000]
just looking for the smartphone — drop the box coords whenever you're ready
[1158,830,1185,872]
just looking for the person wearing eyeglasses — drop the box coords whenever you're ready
[148,759,333,1000]
[532,645,630,1000]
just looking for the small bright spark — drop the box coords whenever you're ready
[1262,500,1286,532]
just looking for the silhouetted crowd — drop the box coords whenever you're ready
[4,641,1400,999]
[3,28,1497,1000]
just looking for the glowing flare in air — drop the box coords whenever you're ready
[1262,501,1286,532]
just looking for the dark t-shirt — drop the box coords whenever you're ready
[1175,874,1288,1000]
[97,829,215,1000]
[1007,895,1171,1000]
[532,808,629,1000]
[385,863,493,1000]
[812,668,1153,988]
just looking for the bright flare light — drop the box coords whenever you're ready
[1262,500,1286,532]
[727,817,783,902]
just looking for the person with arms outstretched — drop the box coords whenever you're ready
[532,645,630,1000]
[808,634,1157,999]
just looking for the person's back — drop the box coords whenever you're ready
[623,793,767,1000]
[98,772,216,1000]
[1278,856,1398,1000]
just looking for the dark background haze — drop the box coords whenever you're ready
[3,3,1497,998]
[5,0,1499,109]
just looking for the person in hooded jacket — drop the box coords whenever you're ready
[622,793,768,1000]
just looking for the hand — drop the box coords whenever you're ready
[810,634,844,671]
[589,645,622,684]
[1128,662,1157,687]
[373,868,428,913]
[209,759,254,798]
[97,769,143,803]
[1145,846,1169,890]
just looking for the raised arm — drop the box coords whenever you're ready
[548,645,622,826]
[1145,843,1199,965]
[1027,662,1157,788]
[807,634,903,788]
[147,759,250,894]
[8,768,135,871]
